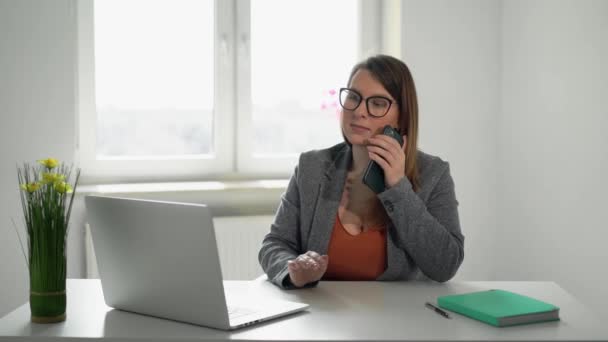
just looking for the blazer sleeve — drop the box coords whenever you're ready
[258,164,319,289]
[378,162,465,282]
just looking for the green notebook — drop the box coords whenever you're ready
[437,289,560,327]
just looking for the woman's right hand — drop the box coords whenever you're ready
[287,251,329,288]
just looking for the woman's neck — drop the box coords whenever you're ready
[350,144,370,174]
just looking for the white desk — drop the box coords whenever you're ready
[0,278,606,341]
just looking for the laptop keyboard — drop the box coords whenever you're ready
[228,305,256,319]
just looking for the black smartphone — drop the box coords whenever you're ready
[362,125,405,194]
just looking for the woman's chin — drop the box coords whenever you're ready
[346,135,368,146]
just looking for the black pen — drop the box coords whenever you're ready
[425,302,451,319]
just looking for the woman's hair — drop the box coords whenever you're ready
[345,54,421,192]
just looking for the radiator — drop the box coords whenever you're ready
[85,215,274,280]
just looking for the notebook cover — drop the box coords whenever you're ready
[437,289,560,327]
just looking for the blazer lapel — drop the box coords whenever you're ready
[306,145,351,255]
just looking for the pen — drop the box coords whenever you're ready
[425,302,451,319]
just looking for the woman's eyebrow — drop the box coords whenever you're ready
[350,87,392,99]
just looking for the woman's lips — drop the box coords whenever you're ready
[350,124,370,133]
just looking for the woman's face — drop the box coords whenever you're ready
[340,69,400,146]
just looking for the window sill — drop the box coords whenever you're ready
[78,179,288,195]
[77,179,288,217]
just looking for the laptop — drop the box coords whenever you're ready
[84,195,309,330]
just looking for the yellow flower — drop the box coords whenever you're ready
[54,181,73,194]
[42,172,65,184]
[37,158,59,169]
[20,182,41,193]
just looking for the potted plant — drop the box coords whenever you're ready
[15,158,80,323]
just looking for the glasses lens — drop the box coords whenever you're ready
[368,97,391,117]
[339,89,361,110]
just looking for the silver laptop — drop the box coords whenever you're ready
[85,195,308,330]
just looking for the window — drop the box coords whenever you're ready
[94,0,215,157]
[77,0,384,183]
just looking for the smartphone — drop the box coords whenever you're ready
[362,125,404,194]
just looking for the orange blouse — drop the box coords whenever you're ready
[323,215,387,280]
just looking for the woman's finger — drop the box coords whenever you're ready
[306,251,321,270]
[368,151,390,171]
[369,136,402,156]
[367,145,396,165]
[319,255,329,267]
[306,251,322,262]
[294,256,308,269]
[298,255,316,269]
[305,255,321,270]
[288,260,300,271]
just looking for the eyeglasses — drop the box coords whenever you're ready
[338,88,394,118]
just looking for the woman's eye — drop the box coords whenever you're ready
[347,94,359,101]
[371,99,388,108]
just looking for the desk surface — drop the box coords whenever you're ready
[0,278,606,341]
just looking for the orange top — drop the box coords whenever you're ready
[323,215,387,280]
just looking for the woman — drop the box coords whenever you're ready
[258,55,464,289]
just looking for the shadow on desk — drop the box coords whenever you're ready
[13,321,60,337]
[103,307,310,336]
[252,274,412,312]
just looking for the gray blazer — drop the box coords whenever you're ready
[258,142,464,289]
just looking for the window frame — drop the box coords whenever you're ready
[76,0,383,184]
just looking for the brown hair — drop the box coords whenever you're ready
[346,54,421,192]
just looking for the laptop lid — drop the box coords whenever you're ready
[85,195,231,329]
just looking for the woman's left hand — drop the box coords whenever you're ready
[366,134,408,189]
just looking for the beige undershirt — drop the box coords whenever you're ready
[338,169,390,236]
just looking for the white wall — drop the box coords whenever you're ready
[402,0,501,281]
[0,0,83,317]
[498,0,608,318]
[403,0,608,317]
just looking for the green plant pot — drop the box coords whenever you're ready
[29,256,67,324]
[30,289,66,323]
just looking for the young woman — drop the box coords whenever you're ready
[258,55,464,289]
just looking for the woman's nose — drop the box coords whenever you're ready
[353,103,368,118]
